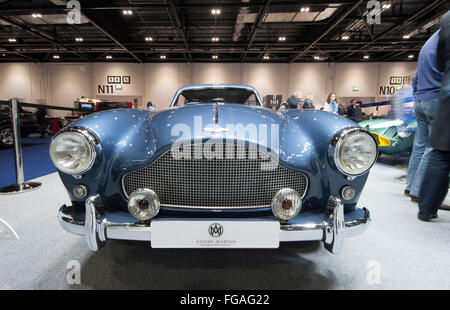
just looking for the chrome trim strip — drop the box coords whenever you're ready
[58,205,85,236]
[58,196,370,254]
[323,197,345,254]
[160,203,272,210]
[85,195,102,251]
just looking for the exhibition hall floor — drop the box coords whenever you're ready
[1,163,449,290]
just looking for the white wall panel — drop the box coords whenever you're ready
[48,63,92,116]
[0,63,34,103]
[288,62,330,107]
[192,63,242,85]
[335,62,380,98]
[0,61,419,114]
[144,63,190,110]
[246,63,289,100]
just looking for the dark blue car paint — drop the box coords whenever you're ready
[56,85,369,221]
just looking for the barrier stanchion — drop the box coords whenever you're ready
[0,98,41,194]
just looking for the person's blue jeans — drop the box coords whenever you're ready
[405,98,439,197]
[419,150,450,215]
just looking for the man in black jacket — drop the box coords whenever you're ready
[418,10,450,221]
[347,99,362,122]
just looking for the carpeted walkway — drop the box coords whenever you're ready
[0,163,449,289]
[0,137,56,188]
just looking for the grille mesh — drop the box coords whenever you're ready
[122,144,308,209]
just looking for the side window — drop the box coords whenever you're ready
[244,93,259,106]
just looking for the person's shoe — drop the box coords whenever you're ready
[404,189,410,197]
[418,212,438,222]
[439,203,450,211]
[411,196,419,203]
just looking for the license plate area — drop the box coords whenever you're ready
[151,219,280,248]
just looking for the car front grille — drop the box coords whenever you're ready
[122,143,308,209]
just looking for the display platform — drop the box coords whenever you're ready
[0,163,449,290]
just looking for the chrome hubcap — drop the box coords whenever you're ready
[0,128,13,145]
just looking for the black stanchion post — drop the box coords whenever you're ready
[0,98,41,194]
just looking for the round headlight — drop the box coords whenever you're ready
[50,131,96,175]
[333,129,377,176]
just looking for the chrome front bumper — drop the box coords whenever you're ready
[58,195,371,254]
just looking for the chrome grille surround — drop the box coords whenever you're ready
[122,143,308,209]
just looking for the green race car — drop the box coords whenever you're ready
[359,118,417,157]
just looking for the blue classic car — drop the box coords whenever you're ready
[52,84,375,254]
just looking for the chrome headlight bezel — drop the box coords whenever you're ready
[397,125,412,139]
[329,127,378,177]
[50,126,101,176]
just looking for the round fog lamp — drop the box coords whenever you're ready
[271,188,302,221]
[73,184,88,199]
[128,188,160,221]
[341,186,356,200]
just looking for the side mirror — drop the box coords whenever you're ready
[147,101,156,112]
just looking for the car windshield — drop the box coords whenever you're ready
[173,87,260,106]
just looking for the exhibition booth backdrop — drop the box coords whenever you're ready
[0,61,417,115]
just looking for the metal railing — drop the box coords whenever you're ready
[0,98,84,195]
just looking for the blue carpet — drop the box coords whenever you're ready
[0,138,56,188]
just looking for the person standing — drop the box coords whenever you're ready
[347,99,362,122]
[417,10,450,221]
[324,92,339,114]
[404,29,444,202]
[286,91,302,109]
[303,94,315,109]
[338,101,347,116]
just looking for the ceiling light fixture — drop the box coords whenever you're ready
[341,35,350,40]
[314,55,321,60]
[75,37,83,42]
[106,55,112,59]
[408,54,414,59]
[363,55,370,59]
[53,55,60,59]
[160,55,166,59]
[300,7,310,13]
[263,55,270,60]
[212,37,220,42]
[382,3,392,9]
[402,35,410,39]
[145,37,153,41]
[122,10,133,15]
[211,9,221,15]
[8,38,16,42]
[32,13,42,18]
[278,36,286,41]
[212,55,218,59]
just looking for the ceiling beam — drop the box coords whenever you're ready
[336,0,445,61]
[0,1,355,15]
[288,0,364,63]
[0,15,92,61]
[168,0,193,62]
[1,47,421,55]
[78,3,144,63]
[240,0,271,62]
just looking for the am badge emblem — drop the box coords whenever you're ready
[208,223,223,237]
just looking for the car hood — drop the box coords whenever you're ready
[150,103,282,145]
[60,105,365,211]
